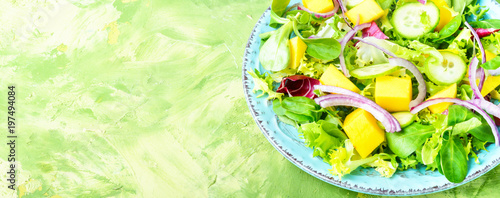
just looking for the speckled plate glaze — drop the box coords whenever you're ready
[243,0,500,196]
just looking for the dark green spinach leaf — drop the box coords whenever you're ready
[447,105,495,142]
[438,16,462,40]
[481,56,500,70]
[273,96,323,124]
[439,135,468,183]
[304,38,342,61]
[469,19,500,29]
[386,123,436,158]
[259,21,294,71]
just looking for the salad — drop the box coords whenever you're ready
[249,0,500,183]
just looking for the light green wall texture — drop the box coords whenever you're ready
[0,0,498,197]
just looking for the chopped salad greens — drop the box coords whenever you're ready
[249,0,500,183]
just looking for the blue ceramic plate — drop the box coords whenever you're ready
[243,0,500,196]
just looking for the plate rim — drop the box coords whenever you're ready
[242,5,500,196]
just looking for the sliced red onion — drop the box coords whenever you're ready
[472,99,500,121]
[465,21,486,64]
[315,94,401,132]
[418,0,427,4]
[478,65,486,92]
[489,68,500,76]
[337,0,352,29]
[298,3,338,19]
[469,57,484,100]
[410,98,500,146]
[388,58,427,108]
[339,23,371,77]
[314,85,401,131]
[353,37,397,57]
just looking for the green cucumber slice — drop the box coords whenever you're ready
[391,112,416,128]
[391,2,440,39]
[425,51,467,85]
[350,63,399,79]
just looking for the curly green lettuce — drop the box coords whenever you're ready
[248,69,284,100]
[328,140,398,179]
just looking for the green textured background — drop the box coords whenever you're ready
[0,0,498,197]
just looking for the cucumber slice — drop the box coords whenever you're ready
[350,63,399,79]
[391,2,440,39]
[391,112,416,128]
[425,51,467,85]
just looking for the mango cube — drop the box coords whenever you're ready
[289,37,307,69]
[481,76,500,96]
[320,66,360,93]
[302,0,335,13]
[427,83,457,114]
[476,50,500,96]
[375,76,412,112]
[343,108,385,158]
[485,49,496,62]
[345,0,384,24]
[431,0,455,31]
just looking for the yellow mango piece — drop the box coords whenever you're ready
[481,76,500,96]
[431,0,455,31]
[485,49,496,61]
[289,37,307,70]
[302,0,334,13]
[320,66,360,93]
[345,0,384,24]
[343,108,385,158]
[427,83,457,114]
[375,76,412,112]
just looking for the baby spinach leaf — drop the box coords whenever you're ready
[304,38,342,61]
[447,105,494,142]
[452,117,482,136]
[386,123,436,158]
[438,16,462,40]
[452,0,468,14]
[274,96,323,124]
[271,0,290,17]
[469,19,500,29]
[439,135,468,183]
[259,21,294,71]
[481,56,500,70]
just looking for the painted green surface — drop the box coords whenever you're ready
[0,0,498,197]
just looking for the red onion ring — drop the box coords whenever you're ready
[339,23,371,77]
[315,94,401,132]
[314,85,400,132]
[410,98,500,146]
[297,2,338,19]
[465,21,487,90]
[489,68,500,76]
[337,0,352,29]
[472,99,500,121]
[388,58,427,108]
[465,21,486,64]
[469,57,484,100]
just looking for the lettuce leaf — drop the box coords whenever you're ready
[329,140,398,179]
[248,69,284,100]
[299,117,348,162]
